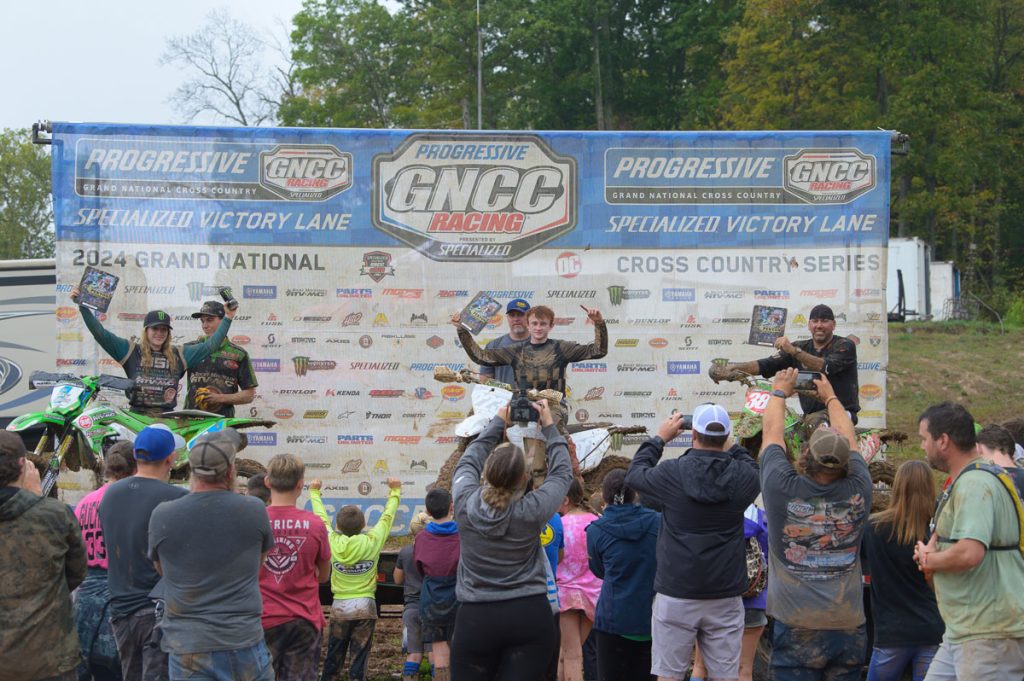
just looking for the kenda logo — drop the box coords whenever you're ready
[667,361,700,375]
[662,288,696,302]
[243,285,278,299]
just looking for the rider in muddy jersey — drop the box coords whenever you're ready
[455,306,607,398]
[184,301,257,417]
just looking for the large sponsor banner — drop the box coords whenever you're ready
[51,124,890,528]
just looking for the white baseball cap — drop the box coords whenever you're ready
[692,403,732,436]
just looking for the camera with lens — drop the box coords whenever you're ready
[510,392,538,424]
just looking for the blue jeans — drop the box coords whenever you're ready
[168,640,274,681]
[866,645,938,681]
[770,620,866,681]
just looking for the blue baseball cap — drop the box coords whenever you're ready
[134,426,177,462]
[506,298,531,313]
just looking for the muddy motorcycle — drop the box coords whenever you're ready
[707,360,903,510]
[430,367,646,495]
[8,371,275,496]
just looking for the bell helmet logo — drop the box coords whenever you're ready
[783,148,876,204]
[259,145,353,201]
[372,134,578,262]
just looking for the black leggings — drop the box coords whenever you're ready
[451,594,556,681]
[594,629,655,681]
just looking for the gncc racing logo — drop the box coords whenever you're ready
[372,134,577,262]
[783,149,876,204]
[259,145,352,201]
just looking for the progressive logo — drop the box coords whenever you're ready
[372,134,577,262]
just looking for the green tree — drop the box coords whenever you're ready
[0,129,53,259]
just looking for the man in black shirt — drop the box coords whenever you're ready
[711,304,860,422]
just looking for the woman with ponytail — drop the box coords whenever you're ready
[450,399,574,681]
[71,286,235,414]
[585,469,659,681]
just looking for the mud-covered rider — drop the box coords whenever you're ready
[711,303,860,423]
[72,286,237,415]
[184,300,257,417]
[452,304,607,482]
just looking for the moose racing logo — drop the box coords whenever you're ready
[259,145,352,201]
[783,149,875,204]
[372,134,577,262]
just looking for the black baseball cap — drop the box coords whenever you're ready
[809,304,835,321]
[143,310,173,329]
[191,301,226,319]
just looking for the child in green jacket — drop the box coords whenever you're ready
[310,477,402,681]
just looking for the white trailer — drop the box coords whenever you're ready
[887,237,932,319]
[0,259,56,427]
[928,261,961,321]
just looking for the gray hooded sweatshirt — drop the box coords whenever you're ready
[452,416,573,603]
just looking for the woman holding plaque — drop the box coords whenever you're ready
[70,286,236,414]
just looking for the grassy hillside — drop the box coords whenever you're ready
[886,322,1024,461]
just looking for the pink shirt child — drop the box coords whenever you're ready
[75,484,110,569]
[556,512,602,620]
[260,505,331,630]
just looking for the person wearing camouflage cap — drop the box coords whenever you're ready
[71,285,238,414]
[185,300,257,416]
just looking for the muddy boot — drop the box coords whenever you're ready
[435,667,451,681]
[525,437,548,488]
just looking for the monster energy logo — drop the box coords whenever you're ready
[607,286,651,306]
[187,282,220,302]
[292,356,336,376]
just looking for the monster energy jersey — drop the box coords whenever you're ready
[184,338,257,417]
[457,321,608,394]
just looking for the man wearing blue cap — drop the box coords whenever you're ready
[625,405,760,681]
[98,426,185,681]
[478,298,531,387]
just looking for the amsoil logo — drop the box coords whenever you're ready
[373,134,577,262]
[259,145,352,201]
[783,148,876,204]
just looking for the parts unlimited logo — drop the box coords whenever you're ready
[259,145,353,201]
[372,134,577,262]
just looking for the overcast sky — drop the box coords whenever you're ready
[0,1,306,131]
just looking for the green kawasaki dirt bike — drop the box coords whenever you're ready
[7,371,275,496]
